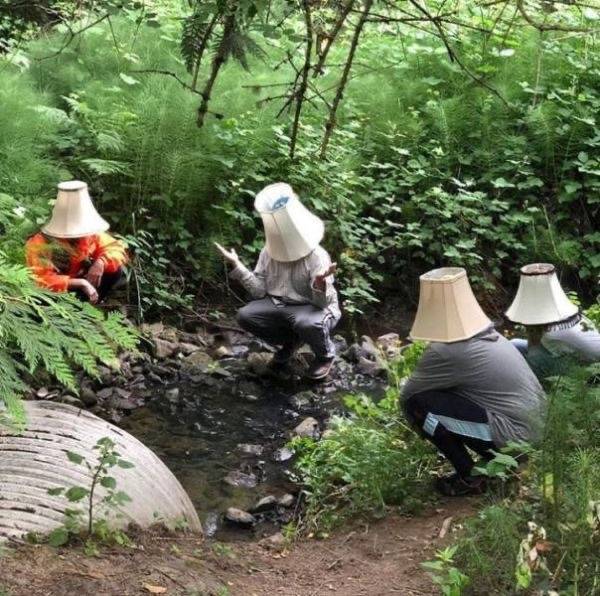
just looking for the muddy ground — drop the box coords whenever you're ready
[0,500,474,596]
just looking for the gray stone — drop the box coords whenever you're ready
[277,494,295,508]
[261,532,286,549]
[36,387,49,399]
[166,388,180,403]
[223,470,258,489]
[237,444,264,456]
[79,387,98,407]
[247,352,272,375]
[183,350,213,368]
[273,447,294,462]
[178,342,201,355]
[224,507,255,527]
[357,355,385,377]
[251,495,277,513]
[214,345,234,359]
[293,417,320,439]
[289,390,316,411]
[154,338,178,359]
[96,387,114,400]
[58,394,84,408]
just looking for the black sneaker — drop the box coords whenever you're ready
[435,473,487,497]
[306,357,335,381]
[268,342,298,371]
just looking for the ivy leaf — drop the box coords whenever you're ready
[100,476,117,489]
[66,451,84,465]
[47,487,64,496]
[117,459,135,469]
[65,486,89,502]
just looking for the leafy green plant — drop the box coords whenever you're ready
[422,546,470,596]
[47,437,134,550]
[0,257,137,422]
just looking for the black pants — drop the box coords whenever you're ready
[404,390,496,478]
[71,268,125,303]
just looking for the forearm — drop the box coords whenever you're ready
[230,262,267,299]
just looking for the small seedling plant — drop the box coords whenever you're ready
[422,546,470,596]
[47,437,134,550]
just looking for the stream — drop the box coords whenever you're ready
[118,348,385,540]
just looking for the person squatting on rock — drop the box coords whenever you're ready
[506,263,600,380]
[215,182,340,381]
[400,268,546,497]
[26,181,128,304]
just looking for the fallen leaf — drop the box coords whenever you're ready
[143,584,167,594]
[535,540,554,553]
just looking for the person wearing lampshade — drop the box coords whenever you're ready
[506,263,600,378]
[215,182,340,381]
[401,268,545,496]
[26,181,128,304]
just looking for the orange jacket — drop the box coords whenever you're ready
[26,232,128,292]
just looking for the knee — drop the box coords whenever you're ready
[403,393,427,426]
[293,316,324,336]
[236,305,253,330]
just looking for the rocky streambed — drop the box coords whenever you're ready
[30,320,404,540]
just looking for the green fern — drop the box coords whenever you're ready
[0,252,138,422]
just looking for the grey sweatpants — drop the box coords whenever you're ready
[237,297,339,359]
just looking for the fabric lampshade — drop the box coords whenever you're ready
[42,181,109,239]
[254,182,324,262]
[409,267,492,343]
[505,263,578,325]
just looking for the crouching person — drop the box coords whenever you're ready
[215,183,340,381]
[506,263,600,379]
[400,268,545,496]
[26,181,128,304]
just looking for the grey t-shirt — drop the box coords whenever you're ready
[402,327,546,446]
[542,317,600,362]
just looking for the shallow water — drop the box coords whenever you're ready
[120,367,382,538]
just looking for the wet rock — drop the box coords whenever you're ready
[96,387,114,401]
[178,342,201,355]
[141,321,164,338]
[293,417,320,439]
[210,366,232,379]
[183,350,213,369]
[154,338,178,359]
[247,352,272,375]
[238,444,264,456]
[273,447,294,462]
[36,387,50,399]
[289,390,316,411]
[357,356,385,377]
[377,332,402,358]
[225,507,255,527]
[251,495,277,513]
[58,394,84,408]
[214,345,234,359]
[165,388,180,403]
[97,365,115,385]
[223,470,258,489]
[261,532,286,550]
[278,494,295,508]
[79,387,98,407]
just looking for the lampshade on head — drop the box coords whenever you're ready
[409,267,492,343]
[42,181,109,239]
[505,263,578,326]
[254,182,324,262]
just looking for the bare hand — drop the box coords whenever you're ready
[70,278,99,304]
[86,259,105,288]
[214,242,240,267]
[313,262,337,292]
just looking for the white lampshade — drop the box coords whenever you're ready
[409,267,492,343]
[42,181,109,239]
[506,263,578,325]
[254,183,324,262]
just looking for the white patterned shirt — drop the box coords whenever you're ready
[230,246,341,319]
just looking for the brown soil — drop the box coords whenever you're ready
[0,499,475,596]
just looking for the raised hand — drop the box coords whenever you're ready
[214,242,240,267]
[313,262,337,292]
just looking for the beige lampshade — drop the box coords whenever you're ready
[254,182,324,262]
[506,263,578,325]
[42,181,109,239]
[409,267,492,343]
